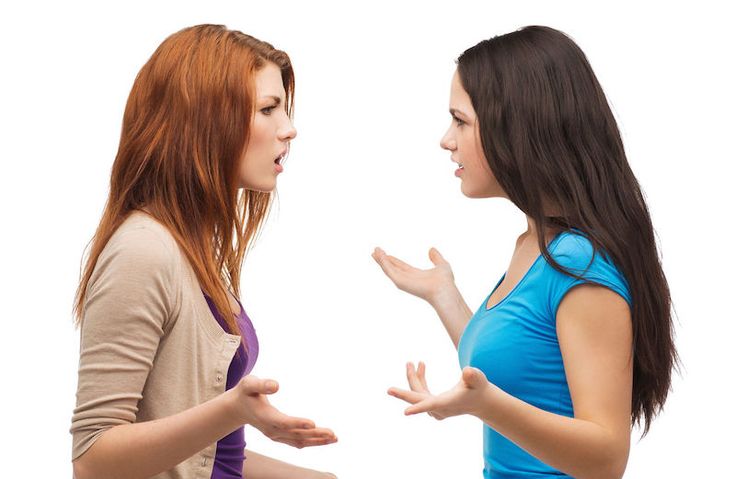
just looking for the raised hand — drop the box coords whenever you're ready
[388,362,493,420]
[371,247,456,305]
[233,375,337,448]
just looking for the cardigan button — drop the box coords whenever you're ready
[216,374,223,383]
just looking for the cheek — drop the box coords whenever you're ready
[248,118,269,152]
[460,130,485,169]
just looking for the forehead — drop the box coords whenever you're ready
[255,62,285,97]
[449,70,471,106]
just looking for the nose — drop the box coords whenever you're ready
[440,128,456,151]
[278,118,297,142]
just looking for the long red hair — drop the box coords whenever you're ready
[74,24,295,337]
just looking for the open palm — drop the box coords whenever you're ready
[388,362,492,420]
[372,247,455,304]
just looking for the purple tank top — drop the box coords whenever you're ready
[204,293,259,479]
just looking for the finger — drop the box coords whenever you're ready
[372,248,400,278]
[405,398,438,416]
[282,436,338,449]
[298,436,339,447]
[384,254,420,273]
[406,362,426,392]
[270,412,316,431]
[387,387,427,404]
[417,361,430,391]
[282,427,336,439]
[240,376,279,395]
[428,247,448,266]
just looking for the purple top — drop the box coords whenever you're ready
[204,293,259,479]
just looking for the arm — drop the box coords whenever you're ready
[243,450,336,479]
[428,282,473,349]
[72,230,335,479]
[390,284,633,479]
[372,247,471,348]
[73,373,336,479]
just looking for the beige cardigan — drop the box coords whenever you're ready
[71,211,242,479]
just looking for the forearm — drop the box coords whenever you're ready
[243,450,334,479]
[429,284,473,348]
[73,388,243,479]
[475,386,628,479]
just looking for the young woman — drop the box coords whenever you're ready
[373,26,678,478]
[70,25,337,479]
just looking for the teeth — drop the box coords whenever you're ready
[458,164,464,169]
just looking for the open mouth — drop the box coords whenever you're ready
[275,151,287,165]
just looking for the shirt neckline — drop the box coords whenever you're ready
[484,230,567,312]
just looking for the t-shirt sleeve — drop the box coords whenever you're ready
[70,225,181,461]
[546,233,632,322]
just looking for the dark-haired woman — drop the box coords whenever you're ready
[373,26,677,479]
[70,25,336,479]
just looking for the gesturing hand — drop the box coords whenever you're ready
[371,247,456,305]
[388,362,493,420]
[234,375,337,449]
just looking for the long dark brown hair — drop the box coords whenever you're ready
[457,26,678,435]
[74,24,295,338]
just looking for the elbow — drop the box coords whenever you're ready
[575,438,629,479]
[72,457,91,479]
[607,440,630,479]
[609,455,629,479]
[584,450,629,479]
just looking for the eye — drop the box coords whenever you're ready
[260,105,276,116]
[452,115,465,127]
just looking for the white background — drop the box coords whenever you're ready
[1,1,734,477]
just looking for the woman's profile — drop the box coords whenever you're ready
[70,24,337,479]
[373,26,678,478]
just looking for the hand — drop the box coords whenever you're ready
[388,362,493,420]
[233,375,337,448]
[371,247,456,306]
[304,471,337,479]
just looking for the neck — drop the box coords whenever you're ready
[525,214,564,243]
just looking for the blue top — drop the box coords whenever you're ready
[457,229,631,479]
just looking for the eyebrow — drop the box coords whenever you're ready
[449,108,467,118]
[260,95,282,105]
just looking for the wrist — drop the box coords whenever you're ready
[470,381,499,421]
[222,386,251,426]
[428,282,461,310]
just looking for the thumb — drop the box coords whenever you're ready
[461,367,487,389]
[428,247,447,266]
[240,375,280,395]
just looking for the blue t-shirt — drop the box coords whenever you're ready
[457,230,631,479]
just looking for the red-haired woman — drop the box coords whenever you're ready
[70,25,336,479]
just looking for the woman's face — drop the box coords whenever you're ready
[239,62,297,192]
[440,70,506,199]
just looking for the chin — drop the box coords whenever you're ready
[460,184,482,198]
[241,180,277,193]
[461,184,496,199]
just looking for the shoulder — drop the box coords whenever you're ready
[90,211,183,292]
[550,230,597,268]
[546,229,632,308]
[84,211,185,326]
[101,212,180,266]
